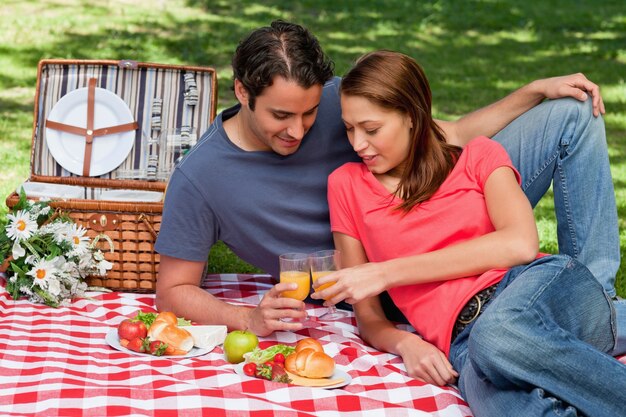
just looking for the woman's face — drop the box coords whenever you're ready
[341,94,413,177]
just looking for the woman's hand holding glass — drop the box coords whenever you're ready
[309,250,348,320]
[312,260,389,306]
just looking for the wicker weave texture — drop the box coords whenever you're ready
[67,208,161,292]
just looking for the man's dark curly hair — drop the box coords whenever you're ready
[232,20,335,110]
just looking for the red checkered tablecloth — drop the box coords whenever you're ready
[0,273,472,417]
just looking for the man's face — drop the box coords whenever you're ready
[236,76,323,156]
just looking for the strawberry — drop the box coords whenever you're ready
[127,337,149,353]
[255,363,273,380]
[270,363,290,383]
[254,361,291,383]
[149,340,168,356]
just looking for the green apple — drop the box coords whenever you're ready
[223,330,259,363]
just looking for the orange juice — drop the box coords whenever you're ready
[312,271,336,301]
[280,271,310,301]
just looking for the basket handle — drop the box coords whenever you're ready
[138,213,158,240]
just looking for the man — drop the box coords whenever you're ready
[155,21,622,354]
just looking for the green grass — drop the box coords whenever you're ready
[1,0,624,294]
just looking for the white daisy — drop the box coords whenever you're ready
[27,258,61,288]
[49,222,72,244]
[5,210,37,241]
[66,224,90,254]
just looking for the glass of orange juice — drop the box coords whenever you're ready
[279,253,310,321]
[309,250,348,320]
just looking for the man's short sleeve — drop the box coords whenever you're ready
[155,169,219,262]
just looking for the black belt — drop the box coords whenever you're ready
[452,284,498,341]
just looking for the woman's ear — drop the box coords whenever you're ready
[234,79,249,107]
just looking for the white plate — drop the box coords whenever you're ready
[46,87,135,176]
[17,181,84,199]
[234,362,352,389]
[99,189,163,202]
[105,328,210,358]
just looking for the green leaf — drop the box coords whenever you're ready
[5,276,22,301]
[13,187,28,211]
[33,286,59,308]
[134,311,158,328]
[10,261,27,275]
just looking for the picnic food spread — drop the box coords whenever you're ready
[115,311,228,356]
[237,337,340,386]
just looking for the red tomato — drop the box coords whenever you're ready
[273,353,285,364]
[243,362,257,377]
[127,337,147,353]
[118,319,147,340]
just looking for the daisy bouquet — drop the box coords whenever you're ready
[0,190,113,307]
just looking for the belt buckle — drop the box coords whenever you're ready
[457,294,483,325]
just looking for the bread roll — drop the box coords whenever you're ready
[148,319,194,352]
[154,311,178,326]
[285,347,335,378]
[294,338,324,353]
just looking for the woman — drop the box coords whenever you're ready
[317,50,625,416]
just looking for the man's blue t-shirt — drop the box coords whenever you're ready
[155,77,359,278]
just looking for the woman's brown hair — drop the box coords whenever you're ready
[340,50,462,212]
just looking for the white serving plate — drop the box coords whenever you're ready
[46,87,135,176]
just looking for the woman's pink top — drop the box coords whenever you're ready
[328,136,523,355]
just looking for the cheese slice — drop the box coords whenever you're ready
[285,371,344,387]
[184,325,227,350]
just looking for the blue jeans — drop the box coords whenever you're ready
[449,255,625,417]
[492,97,625,354]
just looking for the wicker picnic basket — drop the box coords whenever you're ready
[5,59,217,292]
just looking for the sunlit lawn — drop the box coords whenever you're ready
[1,0,624,293]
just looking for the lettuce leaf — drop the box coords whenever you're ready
[134,311,157,328]
[133,311,191,328]
[243,344,295,364]
[177,317,192,326]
